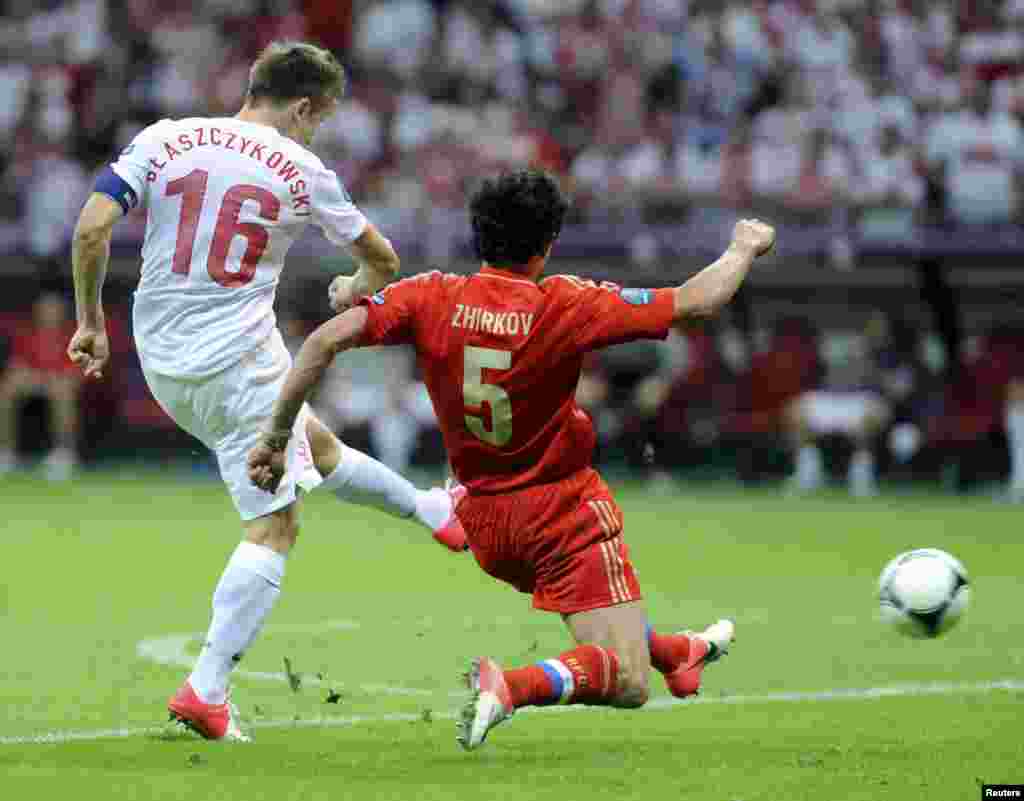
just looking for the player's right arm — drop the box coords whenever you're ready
[249,274,425,493]
[67,193,124,379]
[248,305,371,492]
[673,219,775,324]
[68,125,162,379]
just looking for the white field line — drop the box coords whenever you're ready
[136,624,444,698]
[2,678,1022,746]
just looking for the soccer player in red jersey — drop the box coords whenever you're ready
[248,170,775,750]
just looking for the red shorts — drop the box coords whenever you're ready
[457,468,642,615]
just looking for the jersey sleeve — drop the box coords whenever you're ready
[548,277,676,352]
[102,123,167,212]
[356,274,428,346]
[311,168,368,246]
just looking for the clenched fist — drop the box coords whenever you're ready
[732,219,776,258]
[248,439,287,494]
[328,273,366,312]
[67,325,110,380]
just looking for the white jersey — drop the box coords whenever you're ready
[110,117,367,379]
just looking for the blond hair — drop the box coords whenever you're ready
[246,41,346,109]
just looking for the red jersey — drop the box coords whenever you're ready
[11,325,76,374]
[358,266,675,494]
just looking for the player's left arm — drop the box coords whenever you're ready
[67,193,125,380]
[567,220,774,353]
[248,307,370,493]
[311,168,401,311]
[672,219,775,325]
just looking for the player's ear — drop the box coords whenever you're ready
[291,97,313,123]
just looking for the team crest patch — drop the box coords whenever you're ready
[620,288,652,305]
[370,293,385,305]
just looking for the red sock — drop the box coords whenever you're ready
[647,628,692,674]
[503,645,620,708]
[504,665,558,708]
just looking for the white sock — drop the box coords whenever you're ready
[322,444,450,531]
[1007,408,1024,489]
[189,542,286,705]
[848,449,877,497]
[369,413,419,473]
[796,445,824,489]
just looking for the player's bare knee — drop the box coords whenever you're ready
[244,506,299,554]
[783,397,810,441]
[859,401,891,440]
[1007,379,1024,406]
[306,415,341,477]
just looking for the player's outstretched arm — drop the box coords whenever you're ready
[673,219,775,325]
[328,223,401,312]
[68,193,124,380]
[248,307,370,493]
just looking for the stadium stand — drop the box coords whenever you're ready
[1,0,1022,492]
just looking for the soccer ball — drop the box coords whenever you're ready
[878,549,970,638]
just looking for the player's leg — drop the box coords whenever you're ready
[183,503,297,705]
[169,502,296,741]
[845,395,890,497]
[0,367,37,473]
[785,392,825,492]
[456,602,639,751]
[457,479,736,750]
[459,599,736,749]
[41,373,81,480]
[304,412,465,549]
[563,600,651,707]
[1003,379,1024,501]
[501,603,734,709]
[140,351,300,739]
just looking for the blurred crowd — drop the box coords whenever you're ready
[3,290,1023,502]
[3,0,1024,271]
[2,0,1024,497]
[573,312,1024,500]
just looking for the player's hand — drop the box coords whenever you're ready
[248,440,287,494]
[328,274,365,312]
[732,219,776,258]
[67,325,110,380]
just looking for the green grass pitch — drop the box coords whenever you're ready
[1,472,1021,800]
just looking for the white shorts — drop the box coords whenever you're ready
[141,330,323,521]
[802,391,882,436]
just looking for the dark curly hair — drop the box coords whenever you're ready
[470,170,569,270]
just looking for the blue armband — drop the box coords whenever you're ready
[94,166,138,213]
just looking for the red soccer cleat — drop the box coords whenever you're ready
[167,681,249,741]
[433,481,468,552]
[457,657,515,751]
[664,619,735,698]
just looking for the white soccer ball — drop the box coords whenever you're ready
[878,549,970,638]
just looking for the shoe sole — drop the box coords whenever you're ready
[456,658,483,751]
[673,620,736,696]
[168,708,216,740]
[167,705,251,743]
[456,658,510,751]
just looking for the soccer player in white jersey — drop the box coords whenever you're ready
[66,42,466,741]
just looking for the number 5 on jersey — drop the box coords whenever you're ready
[463,346,512,447]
